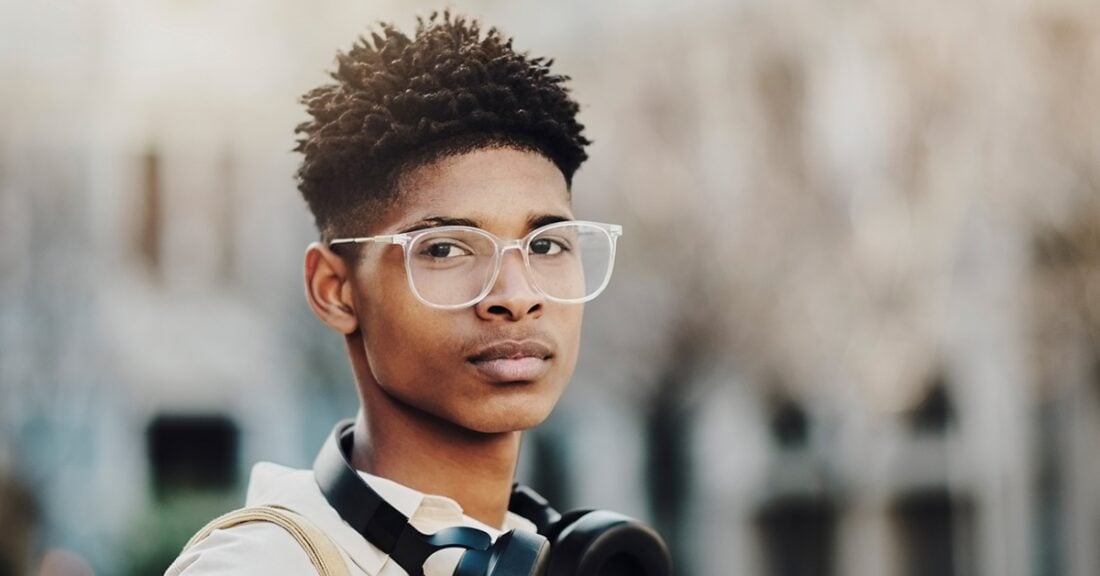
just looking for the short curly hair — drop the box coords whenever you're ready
[294,12,591,240]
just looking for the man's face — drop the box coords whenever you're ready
[348,147,583,434]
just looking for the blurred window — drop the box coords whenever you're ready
[757,497,835,576]
[138,149,162,275]
[908,379,954,436]
[770,399,810,450]
[892,489,975,576]
[146,414,239,497]
[215,147,237,284]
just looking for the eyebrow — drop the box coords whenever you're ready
[400,217,480,233]
[400,214,573,234]
[528,214,572,230]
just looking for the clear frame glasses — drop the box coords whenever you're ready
[329,221,623,309]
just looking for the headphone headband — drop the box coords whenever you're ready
[313,420,496,574]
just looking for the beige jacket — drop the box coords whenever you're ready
[165,462,537,576]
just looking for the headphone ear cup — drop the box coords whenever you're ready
[540,509,594,542]
[545,511,673,576]
[486,529,551,576]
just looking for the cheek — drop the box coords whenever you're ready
[561,306,584,361]
[361,304,446,388]
[354,268,445,387]
[542,305,583,391]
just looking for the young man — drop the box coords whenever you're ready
[166,12,654,576]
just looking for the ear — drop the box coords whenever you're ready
[304,242,359,335]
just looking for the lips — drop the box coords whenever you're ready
[468,340,553,382]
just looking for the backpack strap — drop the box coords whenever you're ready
[183,505,351,576]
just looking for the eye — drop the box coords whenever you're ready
[529,237,567,256]
[419,240,473,259]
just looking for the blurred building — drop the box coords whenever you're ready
[562,3,1100,576]
[0,2,361,573]
[1,1,1098,576]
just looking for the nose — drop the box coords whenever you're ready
[474,249,544,321]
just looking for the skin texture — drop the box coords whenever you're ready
[304,147,583,527]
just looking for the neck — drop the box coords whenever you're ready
[346,336,521,528]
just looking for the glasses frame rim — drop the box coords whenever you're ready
[329,220,623,309]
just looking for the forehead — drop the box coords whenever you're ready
[378,147,573,234]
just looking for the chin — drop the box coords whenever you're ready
[455,398,557,434]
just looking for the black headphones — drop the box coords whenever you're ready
[313,420,673,576]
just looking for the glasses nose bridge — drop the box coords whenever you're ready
[497,238,526,256]
[499,238,532,272]
[494,238,529,270]
[487,238,537,292]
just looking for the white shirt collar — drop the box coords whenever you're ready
[246,462,537,575]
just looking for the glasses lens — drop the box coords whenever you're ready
[527,223,614,302]
[407,229,497,307]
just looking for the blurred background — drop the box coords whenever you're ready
[2,0,1099,575]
